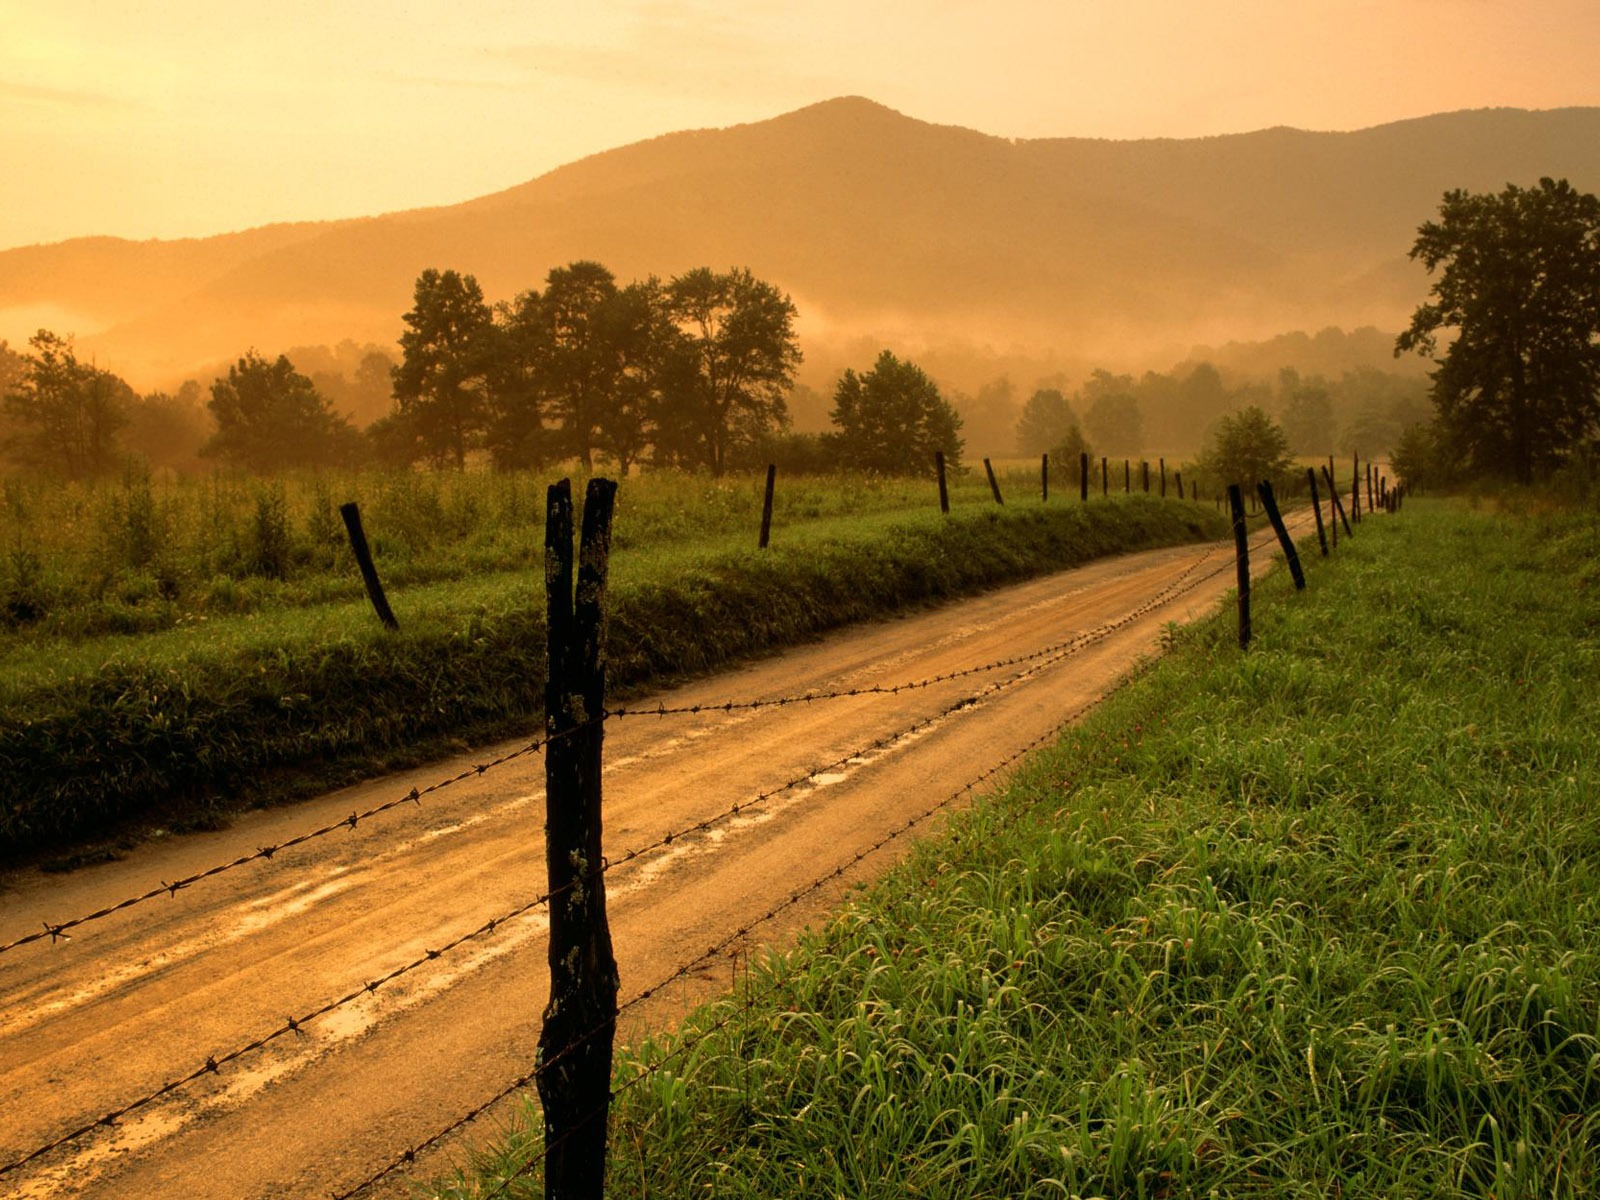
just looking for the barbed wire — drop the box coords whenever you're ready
[338,671,1124,1199]
[0,721,601,958]
[6,519,1297,961]
[2,522,1304,1182]
[465,668,1164,1200]
[605,542,1228,721]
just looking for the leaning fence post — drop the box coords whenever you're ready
[339,502,399,631]
[1228,483,1251,649]
[1306,468,1329,556]
[539,477,620,1200]
[1351,452,1361,523]
[1175,471,1184,500]
[935,451,950,514]
[1321,464,1353,539]
[984,458,1004,505]
[758,463,776,550]
[1257,479,1305,590]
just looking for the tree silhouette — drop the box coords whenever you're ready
[203,351,358,472]
[1396,178,1600,483]
[829,350,963,475]
[2,330,129,480]
[393,269,497,469]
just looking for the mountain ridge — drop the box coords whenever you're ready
[4,97,1599,388]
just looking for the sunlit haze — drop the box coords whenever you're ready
[4,0,1599,250]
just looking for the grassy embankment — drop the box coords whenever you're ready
[0,467,1224,859]
[443,497,1600,1198]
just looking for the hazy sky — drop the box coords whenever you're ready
[4,0,1598,251]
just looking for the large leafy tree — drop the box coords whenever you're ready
[662,267,801,475]
[203,351,359,472]
[3,329,130,479]
[393,269,497,469]
[1198,405,1295,490]
[1396,178,1600,483]
[1081,370,1143,457]
[829,350,964,475]
[1015,387,1076,455]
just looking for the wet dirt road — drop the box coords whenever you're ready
[0,517,1310,1198]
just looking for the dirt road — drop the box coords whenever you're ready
[0,518,1309,1198]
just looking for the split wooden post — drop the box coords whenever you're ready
[1079,451,1089,502]
[1228,483,1251,650]
[339,502,399,631]
[758,464,776,550]
[1041,453,1049,503]
[1321,464,1353,538]
[1306,467,1329,556]
[1257,480,1305,590]
[935,451,950,514]
[538,477,620,1200]
[983,457,1004,504]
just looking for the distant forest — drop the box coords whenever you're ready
[0,285,1427,481]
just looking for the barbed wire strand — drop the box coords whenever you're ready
[0,721,600,958]
[1,520,1304,1179]
[465,667,1165,1200]
[336,672,1133,1200]
[4,518,1297,959]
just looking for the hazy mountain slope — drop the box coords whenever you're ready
[3,97,1598,385]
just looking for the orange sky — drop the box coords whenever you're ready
[3,0,1599,252]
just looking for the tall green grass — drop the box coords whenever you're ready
[440,500,1600,1198]
[0,468,1019,640]
[0,490,1223,857]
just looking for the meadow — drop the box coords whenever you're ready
[0,464,1225,858]
[441,497,1600,1197]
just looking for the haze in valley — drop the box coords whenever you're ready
[4,1,1600,443]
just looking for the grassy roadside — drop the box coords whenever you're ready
[0,495,1223,860]
[441,498,1600,1197]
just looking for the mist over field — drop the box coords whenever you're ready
[4,99,1598,409]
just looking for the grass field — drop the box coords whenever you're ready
[439,497,1600,1198]
[0,465,1225,859]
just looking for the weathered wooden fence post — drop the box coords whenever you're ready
[935,451,950,514]
[1306,467,1329,557]
[1228,483,1250,650]
[1124,460,1130,493]
[1101,456,1108,496]
[1257,479,1305,590]
[758,464,776,550]
[339,502,399,631]
[1079,451,1089,502]
[1142,460,1150,493]
[1159,457,1167,497]
[1321,465,1353,539]
[1366,462,1375,514]
[983,458,1004,505]
[1041,453,1049,503]
[1175,471,1184,500]
[1351,452,1361,523]
[539,477,620,1200]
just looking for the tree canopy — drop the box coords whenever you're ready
[829,350,964,475]
[392,269,497,469]
[1396,177,1600,483]
[2,330,130,480]
[203,351,358,472]
[1015,388,1076,455]
[1198,405,1295,490]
